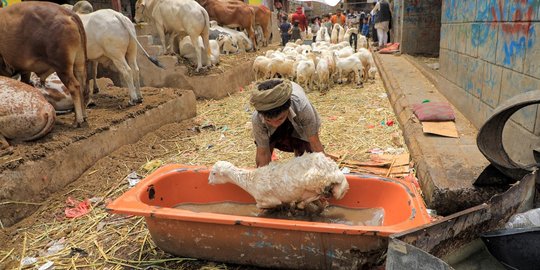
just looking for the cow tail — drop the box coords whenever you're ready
[114,12,164,69]
[201,8,211,58]
[72,14,89,103]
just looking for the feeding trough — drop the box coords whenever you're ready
[107,164,431,269]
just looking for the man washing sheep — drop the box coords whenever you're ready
[250,79,324,167]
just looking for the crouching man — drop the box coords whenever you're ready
[250,79,325,167]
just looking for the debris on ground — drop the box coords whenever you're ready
[65,197,91,218]
[330,152,411,178]
[141,159,163,172]
[126,171,142,187]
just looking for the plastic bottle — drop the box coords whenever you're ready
[505,208,540,229]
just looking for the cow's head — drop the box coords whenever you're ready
[134,0,147,23]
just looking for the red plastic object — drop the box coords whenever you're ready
[107,165,431,269]
[65,197,91,218]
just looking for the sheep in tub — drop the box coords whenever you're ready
[208,152,349,213]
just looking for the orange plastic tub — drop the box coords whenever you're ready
[107,164,431,269]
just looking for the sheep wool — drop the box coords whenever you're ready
[208,152,349,209]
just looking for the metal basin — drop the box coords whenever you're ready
[481,227,540,270]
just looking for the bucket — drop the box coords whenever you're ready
[480,227,540,270]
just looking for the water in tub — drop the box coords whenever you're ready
[174,202,385,226]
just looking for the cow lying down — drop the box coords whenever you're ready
[0,77,55,153]
[30,72,73,112]
[179,37,221,66]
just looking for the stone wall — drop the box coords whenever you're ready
[393,0,441,55]
[439,0,540,164]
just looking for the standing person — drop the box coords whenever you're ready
[370,4,378,44]
[372,0,392,49]
[291,21,301,41]
[279,16,291,46]
[358,10,366,33]
[274,0,282,12]
[250,79,324,167]
[310,17,320,42]
[361,17,370,37]
[291,6,308,33]
[323,14,333,30]
[330,8,346,26]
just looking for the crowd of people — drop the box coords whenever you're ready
[276,0,393,50]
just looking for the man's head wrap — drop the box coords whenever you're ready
[250,79,293,112]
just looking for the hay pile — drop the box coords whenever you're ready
[0,74,406,269]
[163,80,405,168]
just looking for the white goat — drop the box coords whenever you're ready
[358,35,368,49]
[268,58,295,80]
[316,58,330,91]
[209,152,349,210]
[252,56,271,80]
[296,59,316,90]
[338,25,346,43]
[315,26,326,42]
[343,27,358,44]
[356,48,378,82]
[336,55,363,85]
[331,24,339,44]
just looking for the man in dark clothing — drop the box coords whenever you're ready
[279,16,291,46]
[358,11,366,34]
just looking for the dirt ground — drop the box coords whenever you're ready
[0,48,405,270]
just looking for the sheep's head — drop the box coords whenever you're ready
[208,161,235,185]
[331,178,349,200]
[368,67,378,79]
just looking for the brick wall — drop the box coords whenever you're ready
[393,0,441,55]
[439,0,540,163]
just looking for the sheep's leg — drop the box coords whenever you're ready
[256,198,282,209]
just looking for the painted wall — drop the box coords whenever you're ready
[393,0,442,54]
[1,0,21,8]
[439,0,540,163]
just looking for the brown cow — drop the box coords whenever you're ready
[250,5,272,47]
[197,0,257,50]
[0,2,88,127]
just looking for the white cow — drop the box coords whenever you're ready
[179,36,220,66]
[77,9,163,105]
[135,0,211,72]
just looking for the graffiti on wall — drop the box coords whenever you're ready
[469,0,537,68]
[1,0,21,7]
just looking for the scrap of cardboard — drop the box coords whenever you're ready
[422,121,459,138]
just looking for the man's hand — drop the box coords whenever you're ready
[256,146,272,168]
[308,133,324,153]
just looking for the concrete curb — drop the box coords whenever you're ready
[373,52,500,215]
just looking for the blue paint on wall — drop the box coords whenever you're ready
[444,0,458,22]
[502,36,527,66]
